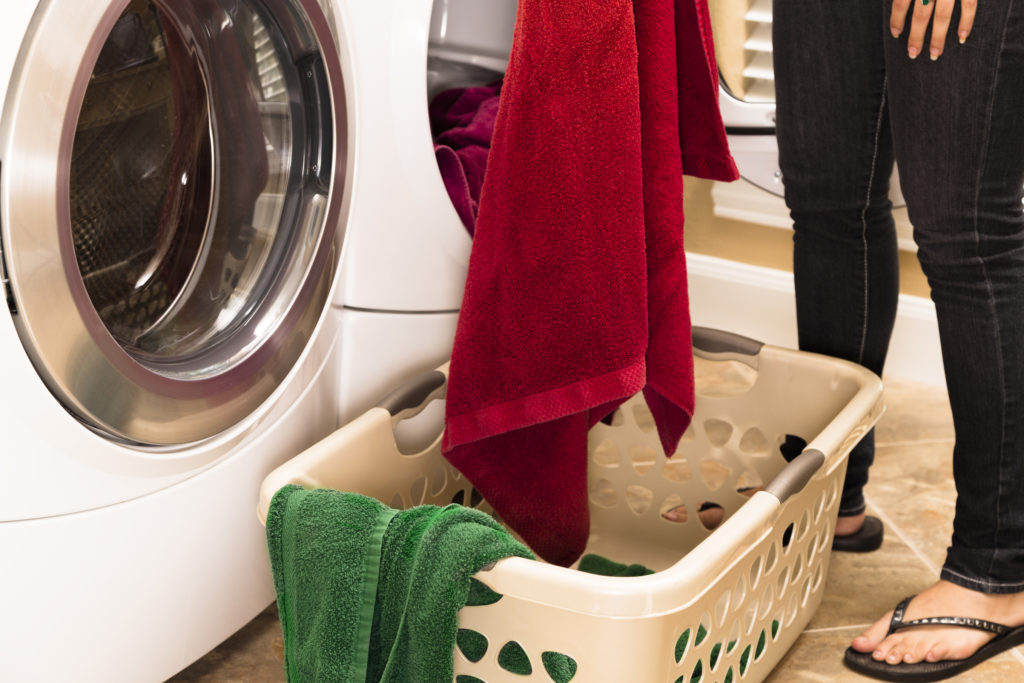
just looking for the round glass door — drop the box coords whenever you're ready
[1,0,346,445]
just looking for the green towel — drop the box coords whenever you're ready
[266,485,533,682]
[577,553,655,576]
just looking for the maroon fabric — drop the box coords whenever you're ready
[442,0,738,567]
[431,83,503,236]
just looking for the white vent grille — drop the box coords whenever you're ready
[252,15,288,102]
[709,0,775,102]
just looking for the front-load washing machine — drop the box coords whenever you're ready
[0,0,349,679]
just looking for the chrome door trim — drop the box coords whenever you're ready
[0,0,347,445]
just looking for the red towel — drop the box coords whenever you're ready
[442,0,738,566]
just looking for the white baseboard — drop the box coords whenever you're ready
[687,253,945,387]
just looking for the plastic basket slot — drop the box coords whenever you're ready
[591,439,620,468]
[625,485,654,515]
[629,445,658,475]
[589,478,618,508]
[739,426,771,457]
[663,457,692,483]
[703,418,733,447]
[700,459,732,491]
[632,403,656,433]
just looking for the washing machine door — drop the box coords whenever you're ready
[0,0,346,445]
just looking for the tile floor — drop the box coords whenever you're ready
[170,377,1024,682]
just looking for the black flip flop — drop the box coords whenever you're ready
[843,595,1024,682]
[832,514,884,552]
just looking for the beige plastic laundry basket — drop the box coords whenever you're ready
[258,327,884,683]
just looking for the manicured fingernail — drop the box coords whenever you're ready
[908,46,920,59]
[959,31,968,43]
[930,48,940,60]
[891,26,901,38]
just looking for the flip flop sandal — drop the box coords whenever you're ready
[843,595,1024,682]
[832,514,884,552]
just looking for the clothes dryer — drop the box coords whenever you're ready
[0,0,349,679]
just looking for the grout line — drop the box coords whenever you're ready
[864,493,941,575]
[803,624,872,634]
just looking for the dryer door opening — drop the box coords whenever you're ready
[1,0,347,446]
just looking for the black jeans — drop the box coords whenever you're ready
[774,0,1024,592]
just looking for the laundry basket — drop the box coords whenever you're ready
[258,327,884,683]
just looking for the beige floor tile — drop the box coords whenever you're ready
[864,441,957,571]
[170,605,284,682]
[766,630,1024,683]
[874,377,954,445]
[808,527,938,632]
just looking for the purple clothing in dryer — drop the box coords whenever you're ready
[430,82,502,236]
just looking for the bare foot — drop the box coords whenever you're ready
[851,580,1024,665]
[834,512,866,537]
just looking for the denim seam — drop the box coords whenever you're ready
[941,567,1024,591]
[973,0,1014,581]
[857,77,889,366]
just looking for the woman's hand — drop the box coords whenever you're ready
[890,0,977,60]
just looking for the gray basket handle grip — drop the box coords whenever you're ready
[376,370,447,422]
[764,449,826,503]
[692,327,764,367]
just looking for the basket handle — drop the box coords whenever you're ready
[376,366,448,424]
[763,448,826,503]
[692,326,764,368]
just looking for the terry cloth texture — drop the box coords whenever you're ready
[442,0,739,567]
[431,82,502,236]
[266,485,533,682]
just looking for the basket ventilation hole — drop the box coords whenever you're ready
[592,439,621,468]
[663,457,692,483]
[727,621,741,652]
[697,502,725,531]
[696,621,710,646]
[456,677,486,683]
[749,557,763,587]
[589,478,618,508]
[801,575,813,606]
[704,419,733,447]
[797,511,811,541]
[456,629,488,663]
[739,427,771,456]
[674,629,692,663]
[777,566,790,596]
[736,469,765,492]
[410,476,427,505]
[781,523,795,548]
[740,644,753,674]
[755,629,768,660]
[793,553,805,582]
[724,666,735,683]
[541,652,578,683]
[759,585,775,619]
[680,424,696,443]
[786,595,800,627]
[630,445,658,475]
[743,603,759,635]
[498,641,532,675]
[660,494,687,524]
[632,403,656,433]
[430,463,448,496]
[389,492,404,510]
[732,576,748,610]
[714,591,731,626]
[765,543,779,573]
[625,485,654,515]
[772,618,781,639]
[779,434,807,461]
[700,460,732,491]
[691,659,704,683]
[709,641,722,669]
[465,578,504,607]
[469,488,485,508]
[814,490,827,522]
[673,677,684,683]
[604,407,625,427]
[812,563,825,592]
[451,490,466,506]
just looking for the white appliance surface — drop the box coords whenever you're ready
[0,0,512,679]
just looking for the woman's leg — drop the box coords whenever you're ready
[853,0,1024,666]
[773,0,899,527]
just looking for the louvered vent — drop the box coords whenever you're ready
[709,0,774,102]
[252,14,288,102]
